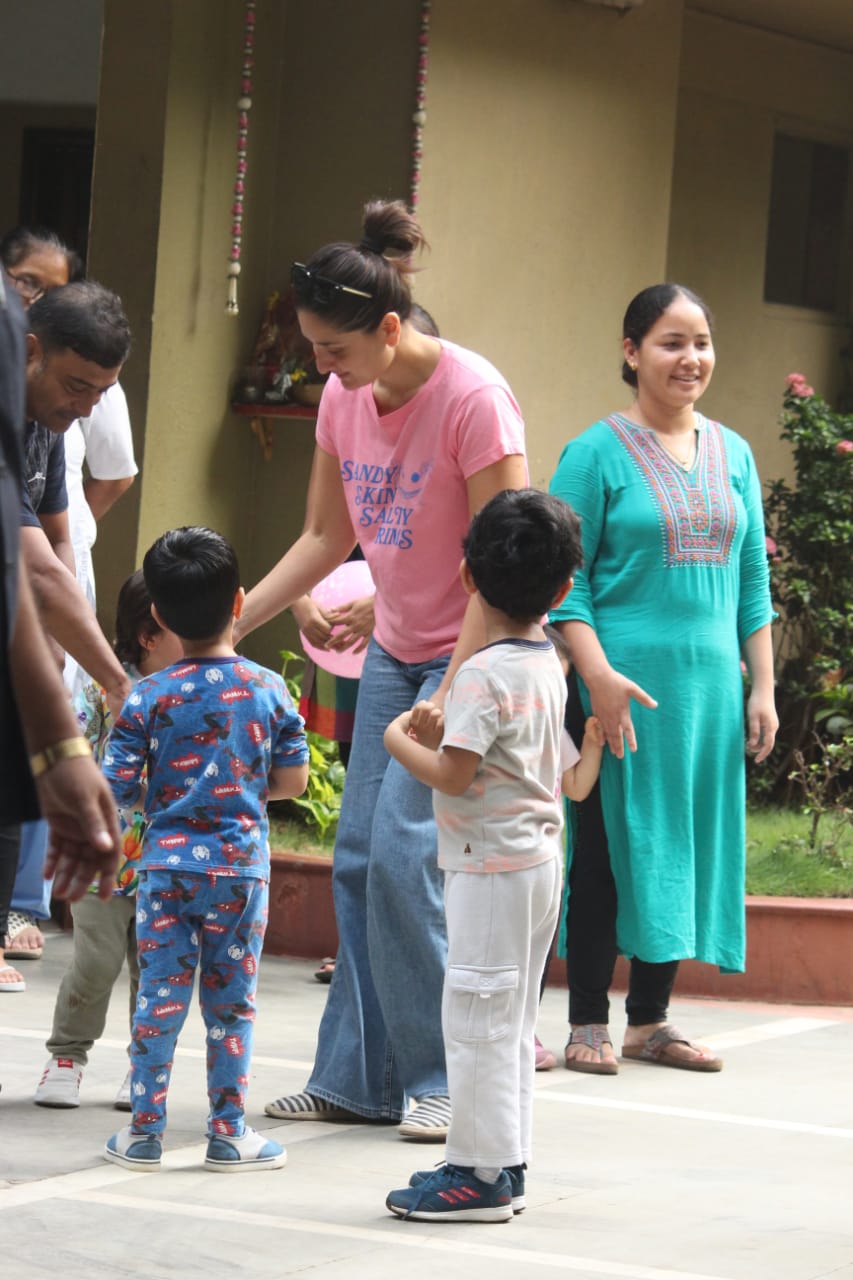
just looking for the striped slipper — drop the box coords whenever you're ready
[398,1095,451,1141]
[263,1091,361,1121]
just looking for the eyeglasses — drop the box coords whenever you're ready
[6,271,46,304]
[291,262,372,307]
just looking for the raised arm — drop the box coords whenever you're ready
[431,453,527,704]
[384,706,480,797]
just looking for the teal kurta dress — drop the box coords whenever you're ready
[549,413,773,973]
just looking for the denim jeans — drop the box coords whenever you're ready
[307,638,450,1120]
[11,820,51,919]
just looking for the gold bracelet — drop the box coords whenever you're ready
[29,736,93,779]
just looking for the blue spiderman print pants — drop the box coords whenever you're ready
[130,869,268,1137]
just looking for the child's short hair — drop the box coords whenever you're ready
[463,489,583,623]
[143,526,240,641]
[114,568,161,668]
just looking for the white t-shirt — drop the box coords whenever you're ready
[315,340,526,663]
[64,383,137,697]
[65,383,137,597]
[434,638,568,873]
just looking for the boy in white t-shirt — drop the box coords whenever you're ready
[384,489,604,1223]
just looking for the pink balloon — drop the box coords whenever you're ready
[299,560,375,680]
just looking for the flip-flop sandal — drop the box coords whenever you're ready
[564,1024,619,1075]
[4,910,45,960]
[314,957,336,984]
[621,1022,723,1072]
[0,963,26,992]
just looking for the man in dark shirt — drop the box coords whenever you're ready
[21,281,133,708]
[0,270,121,997]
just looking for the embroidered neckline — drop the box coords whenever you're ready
[606,414,736,567]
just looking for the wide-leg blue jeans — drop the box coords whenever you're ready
[307,638,449,1119]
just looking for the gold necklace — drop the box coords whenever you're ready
[653,429,697,470]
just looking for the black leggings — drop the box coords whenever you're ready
[564,674,678,1027]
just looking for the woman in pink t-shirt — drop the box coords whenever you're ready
[236,199,527,1139]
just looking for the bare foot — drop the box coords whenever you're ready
[0,949,26,990]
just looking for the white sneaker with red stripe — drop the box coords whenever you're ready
[34,1056,83,1108]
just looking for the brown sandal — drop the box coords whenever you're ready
[621,1023,723,1072]
[564,1024,619,1075]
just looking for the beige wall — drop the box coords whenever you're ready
[416,0,685,489]
[91,0,291,649]
[668,10,853,482]
[235,0,420,668]
[91,0,420,669]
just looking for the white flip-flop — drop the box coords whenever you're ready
[0,963,26,992]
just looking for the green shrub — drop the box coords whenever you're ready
[276,649,345,843]
[754,375,853,807]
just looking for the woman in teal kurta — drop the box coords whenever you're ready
[549,284,777,1074]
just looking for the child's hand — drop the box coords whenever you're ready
[584,715,606,749]
[408,700,444,751]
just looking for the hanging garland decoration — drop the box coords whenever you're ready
[409,0,431,211]
[227,0,256,315]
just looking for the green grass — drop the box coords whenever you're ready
[268,805,853,896]
[268,811,334,858]
[746,806,853,898]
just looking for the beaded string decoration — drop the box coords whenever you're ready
[410,0,431,211]
[227,0,256,315]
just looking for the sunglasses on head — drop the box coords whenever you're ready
[290,262,373,307]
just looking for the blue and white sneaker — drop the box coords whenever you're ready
[204,1126,287,1172]
[387,1163,513,1222]
[104,1124,162,1171]
[410,1161,526,1212]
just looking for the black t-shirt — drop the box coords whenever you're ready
[21,421,67,526]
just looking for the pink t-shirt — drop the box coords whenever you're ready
[315,340,527,663]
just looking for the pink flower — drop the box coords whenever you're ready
[785,372,814,397]
[765,535,778,555]
[836,440,853,455]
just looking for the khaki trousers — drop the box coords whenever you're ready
[46,893,138,1063]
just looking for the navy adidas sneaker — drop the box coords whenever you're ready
[387,1163,513,1222]
[409,1161,526,1212]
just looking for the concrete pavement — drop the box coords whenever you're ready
[2,925,853,1279]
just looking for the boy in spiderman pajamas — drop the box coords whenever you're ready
[102,527,308,1173]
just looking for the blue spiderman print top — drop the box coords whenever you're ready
[103,656,308,880]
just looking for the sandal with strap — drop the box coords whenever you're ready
[621,1022,723,1073]
[4,910,44,960]
[564,1024,619,1075]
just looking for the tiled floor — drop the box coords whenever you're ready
[2,927,852,1279]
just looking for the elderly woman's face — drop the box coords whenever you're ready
[6,245,70,307]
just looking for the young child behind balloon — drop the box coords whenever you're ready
[34,570,184,1110]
